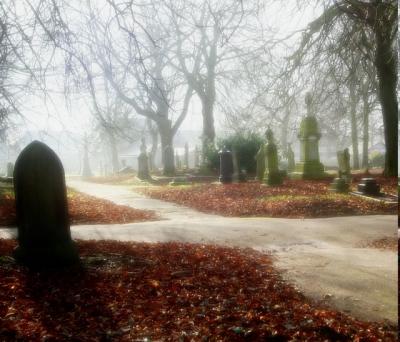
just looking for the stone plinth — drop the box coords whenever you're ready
[290,103,326,179]
[138,153,150,180]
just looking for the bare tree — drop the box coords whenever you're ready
[84,0,193,175]
[287,0,397,176]
[167,0,266,151]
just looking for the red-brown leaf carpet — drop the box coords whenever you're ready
[143,177,397,218]
[0,239,396,341]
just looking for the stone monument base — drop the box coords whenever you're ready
[169,177,191,186]
[14,240,79,268]
[264,170,284,186]
[329,177,349,193]
[290,161,327,180]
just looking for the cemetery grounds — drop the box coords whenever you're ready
[0,172,397,340]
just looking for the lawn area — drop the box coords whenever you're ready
[141,177,397,218]
[0,185,157,226]
[0,239,395,341]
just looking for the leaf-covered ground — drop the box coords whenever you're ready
[357,237,398,251]
[0,239,396,341]
[142,178,397,218]
[0,190,157,227]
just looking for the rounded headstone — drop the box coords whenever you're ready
[13,141,79,267]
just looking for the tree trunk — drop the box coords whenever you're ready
[349,85,360,169]
[361,90,369,168]
[149,130,158,172]
[374,30,398,176]
[157,119,175,176]
[108,132,119,174]
[201,97,216,151]
[280,111,290,157]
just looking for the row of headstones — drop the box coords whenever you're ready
[7,140,387,269]
[137,139,202,180]
[174,144,201,171]
[220,128,287,185]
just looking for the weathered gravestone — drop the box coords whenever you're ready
[219,146,234,184]
[255,144,266,181]
[264,128,284,186]
[330,148,351,193]
[184,143,189,169]
[175,151,182,170]
[337,148,351,181]
[194,146,200,168]
[138,138,150,180]
[13,141,79,267]
[290,93,326,179]
[287,143,295,173]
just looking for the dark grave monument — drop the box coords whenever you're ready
[356,178,381,196]
[350,177,397,203]
[219,146,234,184]
[13,141,79,268]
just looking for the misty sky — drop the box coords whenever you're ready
[15,2,322,143]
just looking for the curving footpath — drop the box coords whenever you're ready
[1,180,397,325]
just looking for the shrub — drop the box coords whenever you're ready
[218,132,263,174]
[200,142,220,173]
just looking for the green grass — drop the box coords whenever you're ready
[261,193,350,202]
[0,182,14,199]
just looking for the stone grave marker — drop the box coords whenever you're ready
[13,141,79,267]
[264,128,284,186]
[337,148,351,181]
[184,143,189,169]
[255,144,266,181]
[138,138,150,180]
[290,93,326,179]
[287,143,295,172]
[356,178,381,196]
[194,145,200,168]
